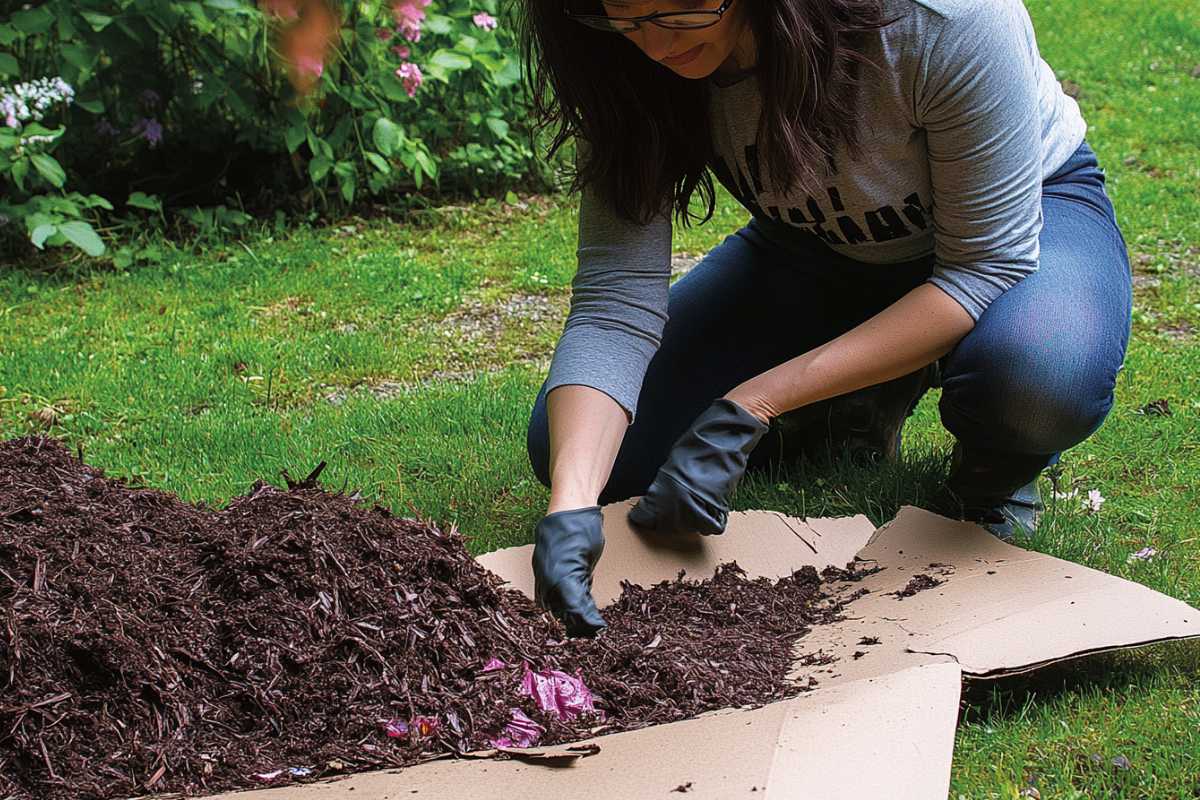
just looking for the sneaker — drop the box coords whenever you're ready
[960,477,1043,541]
[940,441,1049,541]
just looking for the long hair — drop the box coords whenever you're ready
[516,0,893,227]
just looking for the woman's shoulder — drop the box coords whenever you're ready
[878,0,1032,51]
[881,0,1023,29]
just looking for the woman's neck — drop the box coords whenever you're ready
[714,23,757,80]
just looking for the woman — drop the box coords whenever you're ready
[520,0,1132,635]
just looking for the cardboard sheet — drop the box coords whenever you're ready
[206,501,1200,800]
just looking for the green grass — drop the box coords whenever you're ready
[2,0,1199,796]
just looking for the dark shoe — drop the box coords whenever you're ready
[941,441,1049,541]
[749,362,940,469]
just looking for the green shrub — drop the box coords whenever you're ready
[0,0,539,259]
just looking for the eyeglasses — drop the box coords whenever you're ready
[564,0,735,32]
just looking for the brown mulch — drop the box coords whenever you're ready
[0,437,867,800]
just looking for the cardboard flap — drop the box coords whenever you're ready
[766,660,962,800]
[790,506,1200,682]
[477,500,876,604]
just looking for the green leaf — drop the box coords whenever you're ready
[339,173,356,204]
[365,152,391,174]
[424,14,453,34]
[83,194,114,211]
[0,24,18,47]
[31,224,56,249]
[74,96,105,114]
[372,117,403,157]
[11,6,54,34]
[58,221,106,256]
[31,154,66,188]
[414,150,438,179]
[494,58,521,87]
[430,50,472,71]
[79,10,114,32]
[11,159,29,191]
[0,53,17,77]
[309,155,333,183]
[61,45,99,74]
[204,0,248,10]
[285,123,306,154]
[127,192,162,213]
[485,117,509,140]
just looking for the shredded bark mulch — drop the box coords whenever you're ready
[0,437,868,800]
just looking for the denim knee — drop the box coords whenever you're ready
[526,383,552,490]
[940,343,1117,455]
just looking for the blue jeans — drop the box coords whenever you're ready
[528,140,1133,503]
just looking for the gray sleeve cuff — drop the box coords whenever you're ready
[544,322,661,422]
[927,258,1038,322]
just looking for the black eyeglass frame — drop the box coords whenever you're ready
[563,0,735,32]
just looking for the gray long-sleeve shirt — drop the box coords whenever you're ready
[545,0,1087,420]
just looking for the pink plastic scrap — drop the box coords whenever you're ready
[520,662,600,721]
[490,708,545,748]
[482,657,507,672]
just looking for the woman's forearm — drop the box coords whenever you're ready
[726,283,975,422]
[546,385,629,513]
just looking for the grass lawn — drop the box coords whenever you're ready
[2,0,1198,796]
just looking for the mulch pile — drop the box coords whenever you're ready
[0,436,871,800]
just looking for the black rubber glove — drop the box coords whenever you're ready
[628,398,769,536]
[532,506,606,637]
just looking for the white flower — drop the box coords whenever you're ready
[1053,489,1079,501]
[1127,547,1157,563]
[1081,489,1105,513]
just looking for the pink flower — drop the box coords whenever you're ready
[391,44,411,58]
[396,62,423,97]
[392,0,430,40]
[376,26,394,40]
[472,12,497,30]
[397,19,421,41]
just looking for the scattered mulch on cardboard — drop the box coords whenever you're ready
[0,437,866,800]
[888,573,944,600]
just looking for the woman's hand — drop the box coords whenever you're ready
[627,398,769,535]
[532,506,606,637]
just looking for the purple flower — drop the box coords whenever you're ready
[131,117,164,147]
[140,88,161,108]
[472,12,497,30]
[94,119,120,137]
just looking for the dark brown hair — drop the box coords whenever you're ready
[515,0,893,226]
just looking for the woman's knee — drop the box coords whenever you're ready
[940,336,1119,454]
